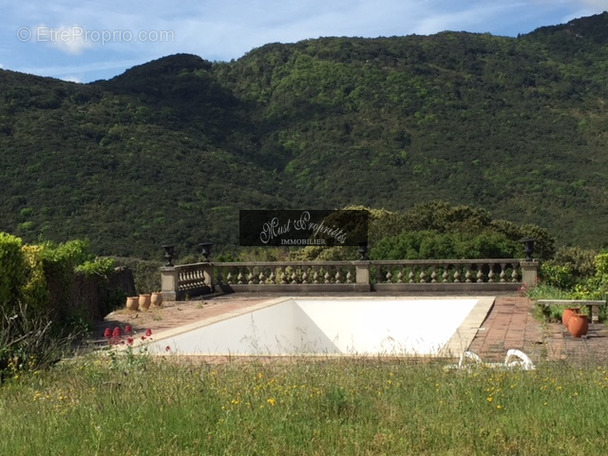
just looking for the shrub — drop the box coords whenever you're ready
[540,263,578,290]
[0,233,27,312]
[540,246,598,290]
[0,301,79,378]
[0,234,122,377]
[75,257,116,276]
[21,245,49,312]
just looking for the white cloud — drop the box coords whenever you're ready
[36,25,95,55]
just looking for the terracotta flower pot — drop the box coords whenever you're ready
[151,292,163,307]
[138,294,151,310]
[562,308,579,327]
[126,296,139,311]
[568,313,588,338]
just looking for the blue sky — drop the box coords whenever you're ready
[1,0,606,83]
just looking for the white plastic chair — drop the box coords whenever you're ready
[445,349,535,371]
[504,349,535,370]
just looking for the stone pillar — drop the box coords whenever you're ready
[161,266,179,301]
[202,263,214,292]
[520,260,538,288]
[356,262,370,286]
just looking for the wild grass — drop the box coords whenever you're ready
[2,351,608,455]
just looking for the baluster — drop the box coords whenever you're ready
[465,267,473,283]
[419,270,426,283]
[431,268,438,283]
[442,267,450,283]
[247,271,255,284]
[268,271,276,284]
[346,271,353,283]
[324,269,331,284]
[302,266,308,284]
[453,269,460,283]
[188,269,194,288]
[409,270,415,283]
[335,270,342,283]
[385,270,392,283]
[237,272,244,284]
[499,263,507,282]
[397,270,404,283]
[313,268,320,284]
[476,265,484,283]
[488,265,495,283]
[511,264,519,282]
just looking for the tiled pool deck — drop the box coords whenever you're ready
[99,294,608,365]
[467,295,608,364]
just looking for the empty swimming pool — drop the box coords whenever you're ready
[142,296,494,357]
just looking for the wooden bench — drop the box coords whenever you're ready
[537,299,606,323]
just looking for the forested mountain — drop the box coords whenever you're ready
[2,12,608,258]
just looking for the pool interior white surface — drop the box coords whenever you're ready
[142,296,494,357]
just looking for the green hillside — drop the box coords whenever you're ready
[2,12,608,258]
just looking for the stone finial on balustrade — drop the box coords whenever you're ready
[162,245,175,266]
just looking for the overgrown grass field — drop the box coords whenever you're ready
[2,352,608,455]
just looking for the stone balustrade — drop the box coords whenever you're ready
[370,259,527,293]
[212,261,369,293]
[161,259,537,301]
